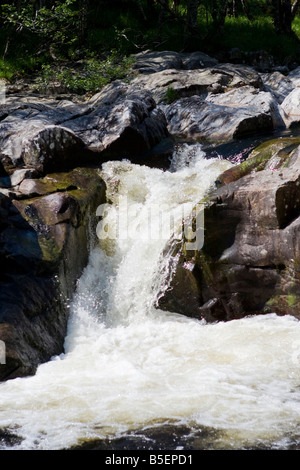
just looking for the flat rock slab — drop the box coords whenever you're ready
[133,50,218,74]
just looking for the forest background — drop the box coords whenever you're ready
[1,0,300,94]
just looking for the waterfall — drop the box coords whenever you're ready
[1,144,300,450]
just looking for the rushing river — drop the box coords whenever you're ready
[1,143,300,450]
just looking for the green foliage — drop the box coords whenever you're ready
[0,0,300,86]
[221,15,300,59]
[2,0,80,56]
[0,56,44,80]
[165,86,179,104]
[36,52,135,94]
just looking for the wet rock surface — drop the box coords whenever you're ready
[159,138,300,322]
[0,168,105,380]
[1,48,300,380]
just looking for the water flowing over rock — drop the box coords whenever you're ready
[158,138,300,322]
[1,49,300,382]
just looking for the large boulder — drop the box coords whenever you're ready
[158,138,300,322]
[0,102,93,173]
[130,68,232,104]
[128,63,284,145]
[205,85,284,128]
[0,82,170,175]
[131,63,264,105]
[288,65,300,88]
[0,167,106,381]
[260,71,294,104]
[133,50,184,74]
[64,82,169,159]
[280,88,300,128]
[164,96,273,144]
[132,50,218,74]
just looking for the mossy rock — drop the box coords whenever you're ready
[216,137,300,186]
[264,294,300,318]
[11,167,105,274]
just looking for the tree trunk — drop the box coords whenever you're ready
[211,0,228,29]
[271,0,293,34]
[291,0,300,18]
[136,0,147,21]
[79,0,89,46]
[184,0,200,49]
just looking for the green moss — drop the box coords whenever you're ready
[265,293,300,314]
[286,294,298,307]
[165,86,179,104]
[217,137,300,186]
[13,167,105,269]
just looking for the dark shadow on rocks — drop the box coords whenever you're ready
[0,167,106,381]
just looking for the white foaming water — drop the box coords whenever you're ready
[1,144,300,450]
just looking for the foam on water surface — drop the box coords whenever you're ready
[1,144,300,450]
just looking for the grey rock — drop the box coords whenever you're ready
[164,96,273,144]
[0,82,169,174]
[10,168,39,187]
[280,88,300,128]
[64,83,169,157]
[261,71,295,104]
[133,50,183,74]
[288,65,300,87]
[130,68,231,104]
[180,51,219,69]
[158,140,300,322]
[0,167,106,381]
[206,85,285,128]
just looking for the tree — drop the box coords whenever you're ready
[271,0,300,33]
[211,0,229,29]
[185,0,200,48]
[1,0,81,59]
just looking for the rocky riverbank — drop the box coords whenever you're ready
[1,49,300,381]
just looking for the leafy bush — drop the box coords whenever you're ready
[36,52,135,94]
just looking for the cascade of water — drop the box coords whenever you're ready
[1,144,300,450]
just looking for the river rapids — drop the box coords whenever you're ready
[1,143,300,450]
